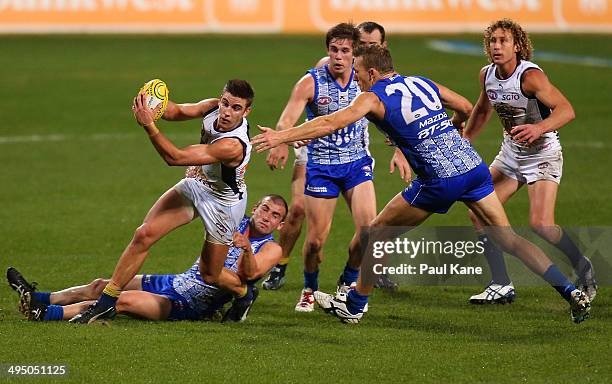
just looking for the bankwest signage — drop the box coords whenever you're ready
[0,0,610,33]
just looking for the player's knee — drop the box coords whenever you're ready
[287,202,305,223]
[115,294,133,313]
[529,220,557,242]
[200,273,219,286]
[303,238,324,257]
[132,223,156,248]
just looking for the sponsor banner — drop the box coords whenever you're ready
[0,0,610,33]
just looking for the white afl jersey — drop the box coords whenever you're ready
[187,106,251,205]
[484,60,561,154]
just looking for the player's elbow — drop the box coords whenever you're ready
[566,105,576,123]
[459,100,473,119]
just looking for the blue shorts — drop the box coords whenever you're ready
[141,274,203,321]
[304,156,374,198]
[401,161,494,214]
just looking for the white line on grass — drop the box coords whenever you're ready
[0,133,607,150]
[428,39,612,68]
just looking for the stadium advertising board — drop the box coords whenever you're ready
[0,0,610,33]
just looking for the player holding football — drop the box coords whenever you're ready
[263,22,409,295]
[252,45,592,324]
[9,195,286,323]
[463,19,596,304]
[70,79,256,324]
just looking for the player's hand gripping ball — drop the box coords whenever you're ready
[139,79,169,121]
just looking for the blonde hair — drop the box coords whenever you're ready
[484,19,533,62]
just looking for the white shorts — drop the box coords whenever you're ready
[173,178,247,245]
[294,146,308,166]
[491,146,563,185]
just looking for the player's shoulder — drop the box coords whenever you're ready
[519,61,548,87]
[258,239,281,254]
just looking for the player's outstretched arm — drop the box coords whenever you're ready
[252,92,376,152]
[266,74,314,170]
[510,70,575,145]
[162,98,219,121]
[435,81,473,130]
[463,69,493,141]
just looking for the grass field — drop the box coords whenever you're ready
[0,34,611,383]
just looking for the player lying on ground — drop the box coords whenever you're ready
[252,45,591,324]
[463,18,596,304]
[8,195,286,323]
[70,79,256,324]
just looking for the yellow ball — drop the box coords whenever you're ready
[139,79,169,121]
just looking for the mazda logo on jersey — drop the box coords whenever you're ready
[487,90,498,100]
[317,96,332,105]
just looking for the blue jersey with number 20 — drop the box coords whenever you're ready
[369,75,482,179]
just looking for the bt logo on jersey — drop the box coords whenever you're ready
[487,90,498,100]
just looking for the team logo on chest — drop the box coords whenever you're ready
[317,96,332,106]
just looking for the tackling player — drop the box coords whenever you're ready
[70,79,255,323]
[8,195,287,323]
[463,19,596,304]
[252,45,592,324]
[263,21,408,293]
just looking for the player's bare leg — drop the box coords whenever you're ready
[199,239,230,286]
[337,181,377,293]
[296,195,337,312]
[315,193,431,322]
[69,188,195,323]
[50,276,143,305]
[263,164,306,290]
[466,192,590,322]
[527,180,596,299]
[108,189,195,289]
[468,168,522,304]
[115,291,173,320]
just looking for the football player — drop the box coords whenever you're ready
[463,19,596,304]
[252,45,591,324]
[8,195,286,323]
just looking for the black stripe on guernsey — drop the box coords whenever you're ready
[221,137,248,199]
[200,106,220,143]
[202,105,219,119]
[519,67,542,99]
[536,99,552,120]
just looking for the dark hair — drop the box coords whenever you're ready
[259,194,288,221]
[325,22,360,49]
[354,45,394,74]
[484,19,533,62]
[357,21,386,43]
[223,79,255,107]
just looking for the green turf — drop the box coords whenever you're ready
[0,34,610,383]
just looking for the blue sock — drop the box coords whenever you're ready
[238,285,254,303]
[555,230,587,272]
[303,270,319,291]
[480,234,511,285]
[33,292,51,305]
[97,292,118,308]
[341,264,359,285]
[347,289,368,315]
[43,305,64,321]
[542,265,576,302]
